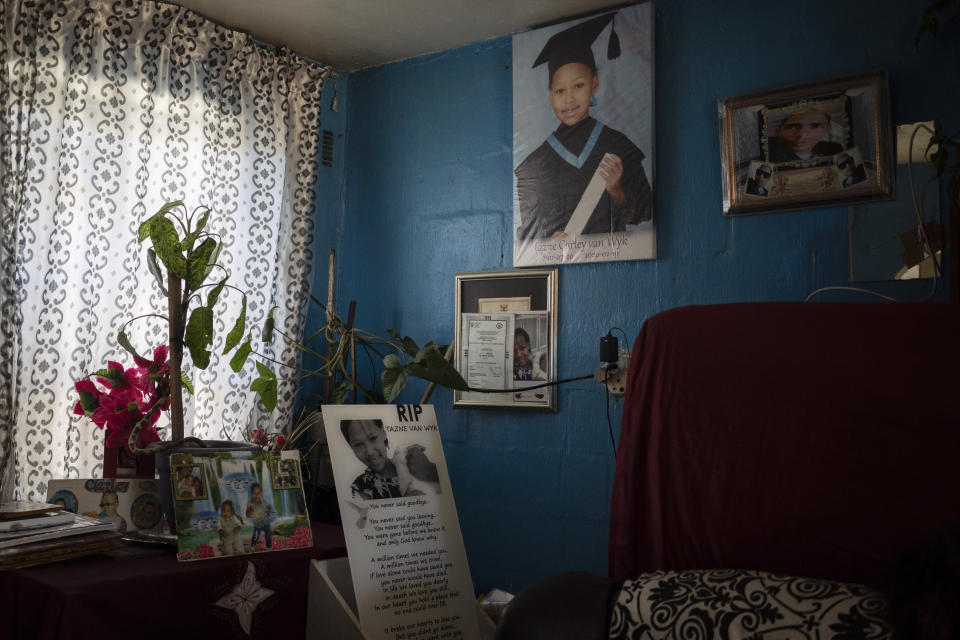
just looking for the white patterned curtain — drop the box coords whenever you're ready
[0,0,332,500]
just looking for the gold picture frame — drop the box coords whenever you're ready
[718,70,894,216]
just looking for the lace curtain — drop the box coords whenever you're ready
[0,0,333,500]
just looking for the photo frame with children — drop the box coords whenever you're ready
[170,450,311,561]
[718,69,894,216]
[512,1,655,266]
[47,477,169,537]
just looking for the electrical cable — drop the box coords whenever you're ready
[907,123,945,300]
[805,286,897,302]
[465,373,594,393]
[604,367,616,456]
[806,122,955,303]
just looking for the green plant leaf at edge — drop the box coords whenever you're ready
[381,366,410,403]
[185,306,213,370]
[259,378,278,411]
[383,353,403,369]
[117,330,146,363]
[261,306,277,343]
[409,346,468,391]
[223,295,247,354]
[186,237,217,291]
[247,365,277,411]
[255,361,276,379]
[181,371,194,396]
[137,201,182,243]
[77,388,99,412]
[229,337,252,372]
[149,215,187,279]
[146,249,167,296]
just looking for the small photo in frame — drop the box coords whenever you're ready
[173,464,207,501]
[273,456,302,490]
[719,70,894,216]
[130,493,164,530]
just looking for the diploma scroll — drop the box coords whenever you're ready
[562,153,613,237]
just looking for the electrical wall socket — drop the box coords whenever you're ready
[594,349,630,397]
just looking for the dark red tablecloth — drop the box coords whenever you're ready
[2,523,346,640]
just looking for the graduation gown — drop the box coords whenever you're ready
[515,117,652,240]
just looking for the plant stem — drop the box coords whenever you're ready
[168,273,185,441]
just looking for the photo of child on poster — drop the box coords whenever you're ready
[513,2,654,267]
[170,451,312,561]
[339,418,443,504]
[321,404,482,640]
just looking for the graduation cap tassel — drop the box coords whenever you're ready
[607,16,621,60]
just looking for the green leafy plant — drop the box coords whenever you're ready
[246,296,468,409]
[115,201,249,448]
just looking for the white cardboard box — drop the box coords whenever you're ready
[306,557,496,640]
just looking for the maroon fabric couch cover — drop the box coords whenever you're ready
[609,302,960,585]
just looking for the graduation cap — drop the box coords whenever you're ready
[533,12,620,83]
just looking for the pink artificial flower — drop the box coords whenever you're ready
[135,345,170,395]
[249,429,268,447]
[73,378,102,416]
[273,435,287,451]
[76,354,172,455]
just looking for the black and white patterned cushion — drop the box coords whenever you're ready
[609,569,893,639]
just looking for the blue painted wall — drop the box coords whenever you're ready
[310,0,958,593]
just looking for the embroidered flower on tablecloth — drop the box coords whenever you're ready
[215,561,275,635]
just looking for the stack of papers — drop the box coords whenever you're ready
[0,501,122,570]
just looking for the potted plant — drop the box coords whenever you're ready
[74,200,471,528]
[74,201,260,526]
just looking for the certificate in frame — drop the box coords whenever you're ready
[454,269,558,411]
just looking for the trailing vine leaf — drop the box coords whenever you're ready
[250,363,278,411]
[229,337,252,372]
[146,249,167,296]
[223,295,247,354]
[186,237,217,290]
